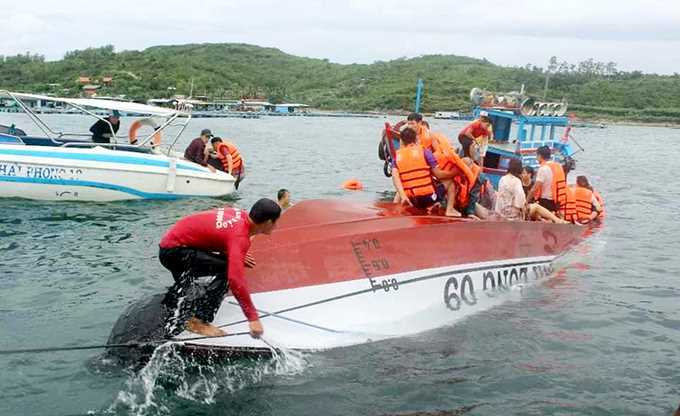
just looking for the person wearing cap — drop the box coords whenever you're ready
[458,111,493,163]
[89,110,121,144]
[183,128,216,172]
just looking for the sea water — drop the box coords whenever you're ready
[0,114,679,415]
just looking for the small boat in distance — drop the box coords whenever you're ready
[0,91,236,201]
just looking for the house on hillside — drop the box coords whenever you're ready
[102,76,113,86]
[78,76,91,84]
[82,84,99,98]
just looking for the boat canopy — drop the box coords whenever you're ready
[1,91,188,118]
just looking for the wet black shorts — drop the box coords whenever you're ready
[158,246,229,335]
[410,193,438,209]
[538,198,558,212]
[458,135,473,158]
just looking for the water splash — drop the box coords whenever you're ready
[105,342,308,416]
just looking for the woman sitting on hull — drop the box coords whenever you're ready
[564,175,602,224]
[494,158,568,223]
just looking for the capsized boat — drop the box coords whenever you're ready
[0,91,235,201]
[172,199,587,355]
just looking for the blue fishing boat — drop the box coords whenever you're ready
[477,106,577,188]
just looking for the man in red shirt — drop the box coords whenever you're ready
[158,198,281,338]
[458,112,493,160]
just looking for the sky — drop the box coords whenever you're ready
[2,0,680,74]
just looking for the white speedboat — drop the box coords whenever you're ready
[0,91,235,201]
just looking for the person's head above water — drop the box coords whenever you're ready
[400,127,418,145]
[249,198,281,235]
[277,189,291,207]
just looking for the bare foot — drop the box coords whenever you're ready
[445,208,462,217]
[186,317,226,337]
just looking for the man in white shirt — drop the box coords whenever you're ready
[527,146,564,213]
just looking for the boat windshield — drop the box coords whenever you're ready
[0,90,192,154]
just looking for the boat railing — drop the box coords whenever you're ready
[1,90,191,157]
[0,134,25,145]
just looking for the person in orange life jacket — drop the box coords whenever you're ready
[492,158,567,223]
[527,146,567,215]
[565,175,601,224]
[391,127,459,213]
[456,157,492,219]
[406,112,432,148]
[158,198,281,338]
[458,112,493,160]
[208,137,246,189]
[425,131,483,218]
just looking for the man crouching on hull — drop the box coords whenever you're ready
[158,198,281,338]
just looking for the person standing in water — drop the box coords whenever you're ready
[158,198,281,338]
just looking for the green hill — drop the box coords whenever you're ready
[2,43,679,122]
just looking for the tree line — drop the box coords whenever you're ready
[1,44,678,122]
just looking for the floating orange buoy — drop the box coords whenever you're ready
[342,179,363,191]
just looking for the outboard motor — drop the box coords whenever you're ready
[378,132,393,177]
[379,121,407,178]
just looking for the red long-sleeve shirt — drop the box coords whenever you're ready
[160,208,258,321]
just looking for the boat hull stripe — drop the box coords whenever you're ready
[0,148,203,172]
[218,257,553,329]
[0,175,197,199]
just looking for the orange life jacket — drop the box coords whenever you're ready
[417,125,432,150]
[215,141,243,173]
[574,186,595,222]
[565,185,596,223]
[545,161,567,213]
[396,144,436,199]
[453,162,481,209]
[430,133,476,184]
[564,187,578,223]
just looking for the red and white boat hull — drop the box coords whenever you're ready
[175,200,586,353]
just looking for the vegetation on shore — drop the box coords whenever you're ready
[1,44,679,123]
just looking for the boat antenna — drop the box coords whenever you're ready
[414,78,424,113]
